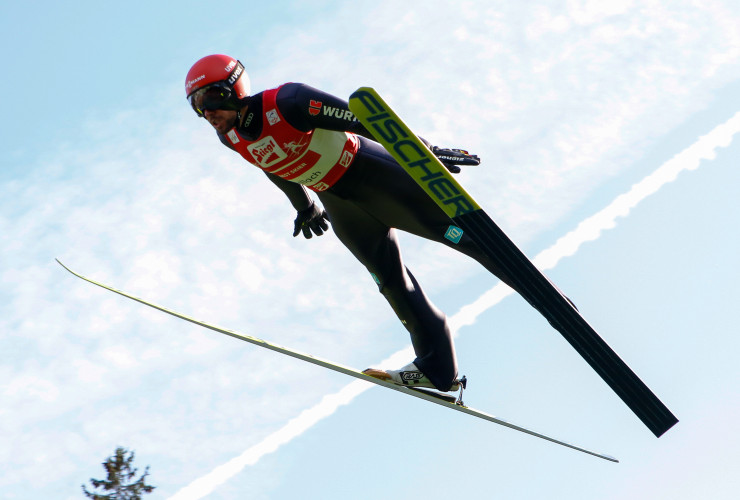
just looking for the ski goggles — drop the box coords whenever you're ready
[188,83,234,117]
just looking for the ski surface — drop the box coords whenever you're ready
[348,87,678,438]
[56,259,617,463]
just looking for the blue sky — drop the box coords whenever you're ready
[2,1,739,499]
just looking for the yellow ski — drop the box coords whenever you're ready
[348,87,677,438]
[57,259,617,462]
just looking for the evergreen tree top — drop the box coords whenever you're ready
[82,447,155,500]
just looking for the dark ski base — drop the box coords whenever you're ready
[348,87,678,438]
[455,210,678,437]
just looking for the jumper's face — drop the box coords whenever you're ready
[203,108,238,134]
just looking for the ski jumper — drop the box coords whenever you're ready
[219,83,524,392]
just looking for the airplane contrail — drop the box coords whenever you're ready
[167,110,740,500]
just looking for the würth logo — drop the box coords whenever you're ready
[309,100,322,116]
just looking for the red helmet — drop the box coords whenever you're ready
[185,54,251,116]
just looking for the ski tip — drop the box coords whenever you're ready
[350,85,374,94]
[55,258,81,278]
[349,87,386,105]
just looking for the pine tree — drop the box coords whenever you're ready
[82,447,155,500]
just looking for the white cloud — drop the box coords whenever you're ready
[247,0,740,246]
[3,1,740,498]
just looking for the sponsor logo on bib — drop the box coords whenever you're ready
[247,136,287,167]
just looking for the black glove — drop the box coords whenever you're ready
[432,147,481,174]
[293,202,330,238]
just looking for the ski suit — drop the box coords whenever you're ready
[217,83,522,391]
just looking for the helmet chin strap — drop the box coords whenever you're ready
[234,98,253,127]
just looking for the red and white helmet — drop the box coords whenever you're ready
[185,54,251,116]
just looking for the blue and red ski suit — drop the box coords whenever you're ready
[217,83,522,391]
